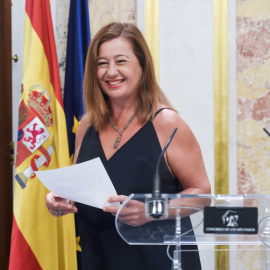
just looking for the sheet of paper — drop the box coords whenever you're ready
[35,157,119,209]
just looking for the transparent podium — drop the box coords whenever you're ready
[115,194,270,270]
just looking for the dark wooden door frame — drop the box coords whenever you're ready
[0,0,13,269]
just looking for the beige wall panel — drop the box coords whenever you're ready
[55,0,70,93]
[89,0,136,38]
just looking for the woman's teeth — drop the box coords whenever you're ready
[107,80,124,85]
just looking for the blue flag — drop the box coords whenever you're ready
[64,0,91,157]
[63,1,91,269]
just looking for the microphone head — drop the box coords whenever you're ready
[145,197,168,220]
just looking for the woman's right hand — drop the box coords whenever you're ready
[45,192,78,217]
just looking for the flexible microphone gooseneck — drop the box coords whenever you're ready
[264,128,270,138]
[147,128,177,219]
[153,128,178,197]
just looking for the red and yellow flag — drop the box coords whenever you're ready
[9,0,77,269]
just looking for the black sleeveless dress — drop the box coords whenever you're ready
[76,109,201,270]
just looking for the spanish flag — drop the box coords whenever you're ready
[9,0,77,269]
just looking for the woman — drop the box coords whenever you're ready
[46,22,211,270]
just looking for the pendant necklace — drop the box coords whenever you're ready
[109,113,135,149]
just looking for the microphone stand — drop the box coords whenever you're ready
[146,128,177,219]
[144,128,183,270]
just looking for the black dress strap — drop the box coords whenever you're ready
[154,107,172,118]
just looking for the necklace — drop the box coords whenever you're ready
[109,113,135,149]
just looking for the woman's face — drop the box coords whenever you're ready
[97,37,142,104]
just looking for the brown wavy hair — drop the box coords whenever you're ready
[83,22,175,130]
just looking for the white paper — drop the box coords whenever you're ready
[35,157,119,209]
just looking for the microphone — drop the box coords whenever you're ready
[146,128,177,219]
[264,128,270,138]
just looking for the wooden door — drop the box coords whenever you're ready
[0,0,13,269]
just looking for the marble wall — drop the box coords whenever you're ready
[159,0,215,187]
[237,0,270,196]
[55,0,70,93]
[89,0,136,37]
[236,0,270,269]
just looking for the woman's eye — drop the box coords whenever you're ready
[117,59,127,64]
[97,61,107,66]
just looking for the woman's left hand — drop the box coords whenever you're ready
[103,195,149,226]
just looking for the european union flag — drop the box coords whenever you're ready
[64,0,91,157]
[64,1,91,269]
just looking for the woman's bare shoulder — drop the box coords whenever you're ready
[77,113,91,136]
[154,107,189,135]
[153,106,200,154]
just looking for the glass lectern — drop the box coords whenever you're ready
[115,194,270,270]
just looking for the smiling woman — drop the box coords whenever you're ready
[45,22,210,270]
[96,38,142,106]
[83,22,173,131]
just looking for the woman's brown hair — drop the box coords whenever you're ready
[83,22,174,130]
